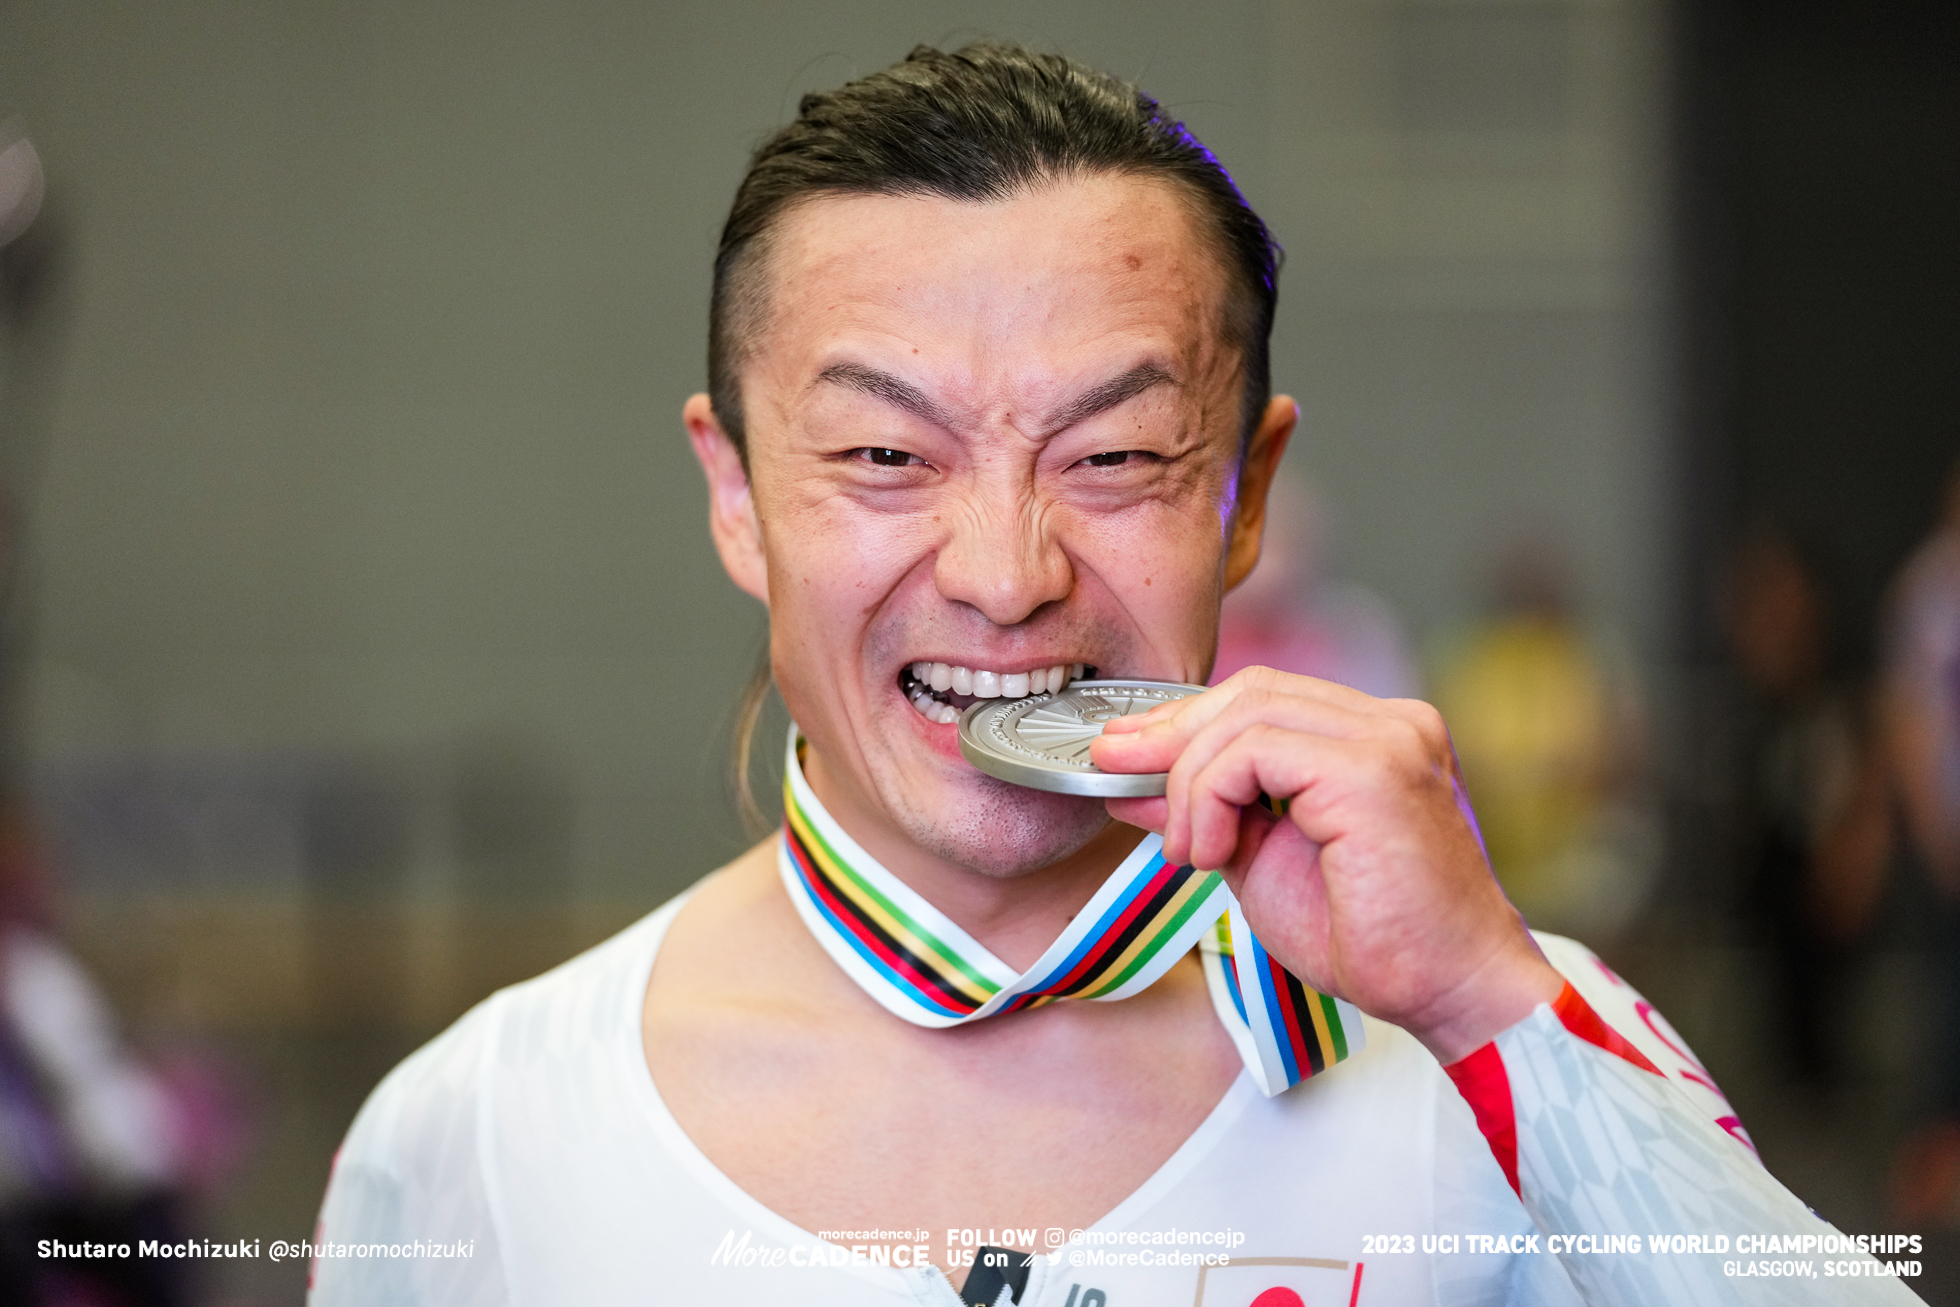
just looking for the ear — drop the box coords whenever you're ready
[685,392,770,605]
[1222,395,1298,592]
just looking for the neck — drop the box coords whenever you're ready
[801,746,1147,971]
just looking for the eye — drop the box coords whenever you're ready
[853,447,926,467]
[1082,450,1133,467]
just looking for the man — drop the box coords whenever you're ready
[311,45,1921,1306]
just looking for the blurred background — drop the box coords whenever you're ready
[0,0,1953,1301]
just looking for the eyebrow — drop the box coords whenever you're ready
[812,363,956,429]
[812,361,1177,436]
[1043,363,1177,433]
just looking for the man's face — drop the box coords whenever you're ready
[692,174,1288,879]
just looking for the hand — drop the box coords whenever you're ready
[1092,666,1563,1063]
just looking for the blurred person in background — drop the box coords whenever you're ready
[1209,473,1420,699]
[0,814,193,1307]
[1430,533,1655,941]
[1724,524,1891,1093]
[1882,463,1960,1223]
[0,123,203,1307]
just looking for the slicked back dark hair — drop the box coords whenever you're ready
[707,42,1282,463]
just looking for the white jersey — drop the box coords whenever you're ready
[309,892,1924,1306]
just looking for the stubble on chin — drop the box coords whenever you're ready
[889,777,1111,879]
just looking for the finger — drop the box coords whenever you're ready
[1215,799,1280,885]
[1090,688,1214,773]
[1212,665,1384,717]
[1176,721,1317,873]
[1176,723,1436,871]
[1159,690,1407,859]
[1370,696,1461,775]
[1098,666,1377,745]
[1104,795,1167,834]
[1096,670,1392,778]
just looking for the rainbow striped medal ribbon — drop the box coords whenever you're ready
[778,728,1364,1096]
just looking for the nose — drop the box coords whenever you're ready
[933,485,1074,627]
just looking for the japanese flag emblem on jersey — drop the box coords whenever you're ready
[1193,1257,1360,1306]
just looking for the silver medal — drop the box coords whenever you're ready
[957,679,1205,796]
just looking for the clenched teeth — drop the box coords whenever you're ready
[902,661,1091,725]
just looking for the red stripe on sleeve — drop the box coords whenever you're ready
[1552,982,1662,1076]
[1442,1042,1519,1197]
